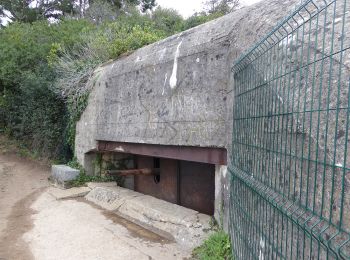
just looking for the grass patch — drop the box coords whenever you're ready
[193,230,233,260]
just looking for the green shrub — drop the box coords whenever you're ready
[52,17,165,152]
[183,12,224,31]
[0,20,91,160]
[151,7,184,35]
[108,24,162,58]
[193,230,234,260]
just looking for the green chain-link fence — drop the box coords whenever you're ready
[229,0,350,258]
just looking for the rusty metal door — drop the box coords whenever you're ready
[179,161,215,215]
[134,156,178,204]
[135,155,215,215]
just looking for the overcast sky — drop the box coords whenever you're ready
[156,0,263,17]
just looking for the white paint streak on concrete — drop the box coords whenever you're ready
[169,40,183,89]
[159,47,167,61]
[222,166,227,178]
[114,146,125,152]
[162,73,168,95]
[193,70,197,80]
[279,34,296,47]
[335,163,343,167]
[334,17,342,23]
[277,94,284,104]
[259,237,265,260]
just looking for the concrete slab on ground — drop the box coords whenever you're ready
[48,187,91,200]
[86,182,118,190]
[86,186,143,211]
[85,185,213,249]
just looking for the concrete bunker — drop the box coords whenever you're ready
[71,0,350,256]
[75,0,306,229]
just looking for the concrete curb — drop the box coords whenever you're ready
[48,187,91,200]
[85,186,213,249]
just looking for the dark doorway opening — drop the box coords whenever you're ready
[134,156,215,215]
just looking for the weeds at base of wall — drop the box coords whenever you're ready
[192,230,234,260]
[66,157,123,187]
[68,173,120,187]
[193,203,233,260]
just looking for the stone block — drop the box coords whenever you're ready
[50,165,80,189]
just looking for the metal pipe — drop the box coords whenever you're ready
[106,168,160,177]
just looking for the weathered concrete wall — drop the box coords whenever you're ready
[76,0,304,227]
[75,66,109,170]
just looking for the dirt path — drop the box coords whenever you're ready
[0,152,190,260]
[0,153,49,260]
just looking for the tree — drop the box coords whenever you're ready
[139,0,156,12]
[84,0,118,23]
[203,0,239,15]
[87,0,156,13]
[83,0,157,24]
[182,0,239,31]
[0,0,76,23]
[182,11,218,30]
[0,0,156,24]
[151,7,184,35]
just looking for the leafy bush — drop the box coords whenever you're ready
[108,24,162,57]
[151,7,184,35]
[51,16,165,151]
[193,230,234,260]
[182,12,224,31]
[0,20,91,160]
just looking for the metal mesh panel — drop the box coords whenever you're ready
[229,0,350,259]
